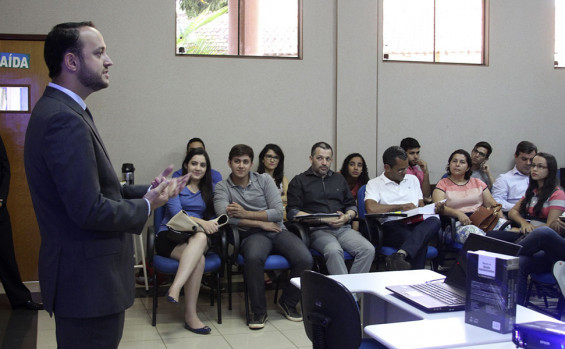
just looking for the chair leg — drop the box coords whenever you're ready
[215,271,222,324]
[209,274,214,306]
[556,295,565,320]
[152,272,158,326]
[227,265,233,311]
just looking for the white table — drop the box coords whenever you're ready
[291,270,563,349]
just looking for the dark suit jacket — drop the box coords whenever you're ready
[24,86,148,318]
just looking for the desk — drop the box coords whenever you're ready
[291,270,562,349]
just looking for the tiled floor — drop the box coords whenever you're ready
[1,282,311,349]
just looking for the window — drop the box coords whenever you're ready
[176,0,302,58]
[383,0,486,64]
[0,85,29,112]
[556,0,564,67]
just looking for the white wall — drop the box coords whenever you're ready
[1,0,564,185]
[376,0,565,181]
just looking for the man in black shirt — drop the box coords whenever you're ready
[287,142,374,275]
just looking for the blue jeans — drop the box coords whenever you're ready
[517,226,565,305]
[240,229,313,315]
[382,216,441,269]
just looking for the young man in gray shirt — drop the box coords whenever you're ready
[214,144,312,330]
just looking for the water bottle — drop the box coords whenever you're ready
[122,163,135,185]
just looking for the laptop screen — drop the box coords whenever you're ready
[443,233,522,289]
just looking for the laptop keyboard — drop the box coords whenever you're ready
[411,283,465,305]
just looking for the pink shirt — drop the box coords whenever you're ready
[435,177,487,213]
[406,165,424,185]
[525,187,565,219]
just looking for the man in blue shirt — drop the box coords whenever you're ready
[492,141,537,213]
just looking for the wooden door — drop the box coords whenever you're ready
[0,35,48,281]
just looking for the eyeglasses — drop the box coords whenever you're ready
[265,155,280,161]
[472,149,487,158]
[530,164,548,170]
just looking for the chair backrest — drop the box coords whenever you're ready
[357,185,367,219]
[554,261,565,298]
[300,270,362,349]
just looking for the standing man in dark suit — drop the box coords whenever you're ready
[0,134,43,310]
[24,22,189,348]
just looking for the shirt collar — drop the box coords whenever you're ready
[511,166,529,177]
[48,82,87,110]
[226,171,258,188]
[379,171,407,185]
[305,167,334,178]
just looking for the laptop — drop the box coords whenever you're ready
[386,233,522,313]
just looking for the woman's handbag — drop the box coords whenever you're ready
[166,210,229,244]
[470,204,502,232]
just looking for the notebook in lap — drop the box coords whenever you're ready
[386,234,522,313]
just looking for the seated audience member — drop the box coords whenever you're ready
[173,137,222,185]
[364,146,441,271]
[515,223,565,306]
[287,142,375,276]
[433,149,504,244]
[155,148,219,335]
[339,153,370,231]
[214,144,312,330]
[339,153,369,200]
[470,141,495,190]
[400,137,431,202]
[491,141,537,213]
[488,152,565,243]
[257,144,289,215]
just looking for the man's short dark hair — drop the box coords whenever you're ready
[515,141,537,156]
[310,142,333,157]
[44,21,95,79]
[400,137,420,151]
[186,137,205,152]
[474,141,493,159]
[382,146,407,167]
[229,144,254,161]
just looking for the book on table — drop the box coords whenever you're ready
[465,250,519,334]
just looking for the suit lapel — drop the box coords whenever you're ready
[80,107,111,162]
[44,87,112,163]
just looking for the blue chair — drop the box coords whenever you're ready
[300,270,381,349]
[525,271,565,319]
[147,206,224,326]
[286,221,355,274]
[357,185,438,270]
[224,225,291,325]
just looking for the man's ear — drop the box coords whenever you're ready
[384,164,391,172]
[63,52,79,73]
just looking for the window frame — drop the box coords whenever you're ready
[556,0,564,68]
[381,0,490,66]
[175,0,303,59]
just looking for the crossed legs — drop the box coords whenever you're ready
[168,232,208,329]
